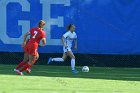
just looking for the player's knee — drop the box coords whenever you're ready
[23,59,28,62]
[62,58,65,61]
[32,60,36,65]
[29,60,36,65]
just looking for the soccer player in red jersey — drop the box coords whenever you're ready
[14,20,46,75]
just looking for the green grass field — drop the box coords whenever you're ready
[0,65,140,93]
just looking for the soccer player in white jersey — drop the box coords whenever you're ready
[47,24,78,74]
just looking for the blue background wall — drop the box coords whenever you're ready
[0,0,140,54]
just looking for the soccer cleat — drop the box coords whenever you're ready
[17,71,24,76]
[14,69,19,73]
[72,69,79,74]
[25,68,31,74]
[47,58,52,64]
[14,69,24,75]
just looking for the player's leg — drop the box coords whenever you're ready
[62,53,67,60]
[47,53,67,64]
[52,53,67,61]
[25,53,39,74]
[28,52,39,66]
[66,51,78,73]
[19,55,36,73]
[66,51,75,70]
[14,52,29,71]
[14,52,29,75]
[47,46,68,64]
[18,48,37,75]
[15,44,30,71]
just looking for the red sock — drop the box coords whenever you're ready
[16,61,26,69]
[20,63,31,72]
[24,60,36,71]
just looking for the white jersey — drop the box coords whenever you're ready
[63,31,77,48]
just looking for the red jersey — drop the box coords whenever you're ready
[29,27,46,45]
[24,27,46,56]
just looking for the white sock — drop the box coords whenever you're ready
[52,58,64,62]
[71,58,75,70]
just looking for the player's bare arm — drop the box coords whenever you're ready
[74,38,77,50]
[22,32,30,48]
[39,38,46,47]
[61,36,67,48]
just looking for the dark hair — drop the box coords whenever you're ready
[38,20,45,27]
[38,21,42,27]
[66,24,74,31]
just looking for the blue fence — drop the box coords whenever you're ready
[0,0,140,54]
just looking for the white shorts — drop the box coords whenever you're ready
[63,46,72,53]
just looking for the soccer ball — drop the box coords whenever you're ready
[82,66,89,72]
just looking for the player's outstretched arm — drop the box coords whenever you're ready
[61,36,67,48]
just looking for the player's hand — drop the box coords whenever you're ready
[22,42,26,48]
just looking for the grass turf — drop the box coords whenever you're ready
[0,65,140,93]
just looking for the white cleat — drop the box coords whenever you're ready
[14,69,24,75]
[25,68,31,74]
[17,71,24,76]
[14,69,19,73]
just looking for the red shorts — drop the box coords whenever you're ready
[24,43,38,56]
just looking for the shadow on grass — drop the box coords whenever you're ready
[0,65,140,81]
